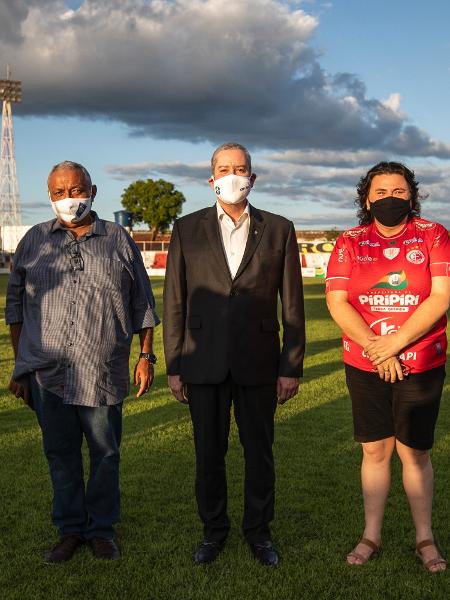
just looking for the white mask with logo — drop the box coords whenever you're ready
[213,174,252,205]
[50,196,92,224]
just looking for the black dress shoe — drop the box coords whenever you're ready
[249,541,279,567]
[193,540,224,565]
[43,534,84,563]
[89,537,121,560]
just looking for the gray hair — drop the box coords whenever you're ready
[48,160,92,187]
[211,142,252,174]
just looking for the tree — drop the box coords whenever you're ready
[121,178,185,240]
[323,228,342,241]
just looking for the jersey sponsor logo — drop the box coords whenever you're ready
[370,317,399,335]
[403,237,423,245]
[406,249,425,264]
[383,247,400,260]
[372,270,408,290]
[357,255,377,262]
[343,340,350,352]
[415,221,436,230]
[359,240,380,247]
[338,247,346,263]
[344,226,368,238]
[359,293,420,313]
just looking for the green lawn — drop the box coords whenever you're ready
[0,275,449,600]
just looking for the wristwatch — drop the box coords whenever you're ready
[139,352,157,364]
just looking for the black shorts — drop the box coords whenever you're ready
[345,364,446,450]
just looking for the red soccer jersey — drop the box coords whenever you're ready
[326,218,450,373]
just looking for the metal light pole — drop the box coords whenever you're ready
[0,67,22,250]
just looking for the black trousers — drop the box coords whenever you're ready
[187,374,277,544]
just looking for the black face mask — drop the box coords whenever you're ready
[369,196,411,227]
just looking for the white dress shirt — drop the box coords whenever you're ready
[216,201,250,278]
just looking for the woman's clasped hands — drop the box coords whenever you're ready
[365,334,408,383]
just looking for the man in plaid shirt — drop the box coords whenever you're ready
[6,161,159,562]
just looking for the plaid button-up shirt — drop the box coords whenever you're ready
[5,213,160,407]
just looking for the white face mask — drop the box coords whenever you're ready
[213,174,252,205]
[50,196,92,224]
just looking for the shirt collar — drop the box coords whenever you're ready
[50,211,107,236]
[216,201,250,223]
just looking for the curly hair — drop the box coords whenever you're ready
[355,161,421,225]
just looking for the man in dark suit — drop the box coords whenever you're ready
[163,142,305,566]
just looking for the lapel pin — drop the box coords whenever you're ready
[254,230,258,235]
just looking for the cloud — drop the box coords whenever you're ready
[382,92,402,114]
[0,0,40,45]
[19,200,51,215]
[291,211,355,229]
[105,161,211,182]
[106,155,450,229]
[2,0,450,158]
[264,149,386,168]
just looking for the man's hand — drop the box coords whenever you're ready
[134,359,154,397]
[276,376,299,405]
[168,374,188,404]
[9,378,31,407]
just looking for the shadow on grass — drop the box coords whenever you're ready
[0,406,36,434]
[303,281,327,296]
[2,377,450,599]
[0,358,347,443]
[303,359,344,380]
[304,337,341,357]
[124,400,189,436]
[304,295,329,321]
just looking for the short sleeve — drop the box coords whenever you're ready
[5,234,28,324]
[126,234,161,331]
[325,234,353,292]
[429,224,450,277]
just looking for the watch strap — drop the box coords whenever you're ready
[139,352,157,364]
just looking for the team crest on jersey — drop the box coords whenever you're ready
[383,247,400,260]
[372,270,408,290]
[406,250,425,265]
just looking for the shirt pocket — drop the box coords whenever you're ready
[82,257,125,291]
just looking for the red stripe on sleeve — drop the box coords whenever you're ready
[430,262,450,277]
[325,277,349,293]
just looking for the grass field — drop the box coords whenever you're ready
[0,274,449,600]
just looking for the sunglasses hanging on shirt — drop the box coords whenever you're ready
[65,240,84,272]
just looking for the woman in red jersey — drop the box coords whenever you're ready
[326,162,450,572]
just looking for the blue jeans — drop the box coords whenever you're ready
[29,374,122,540]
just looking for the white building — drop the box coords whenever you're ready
[0,224,32,252]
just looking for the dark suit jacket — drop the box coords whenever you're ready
[163,204,305,385]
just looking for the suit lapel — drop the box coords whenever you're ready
[234,205,265,280]
[202,206,232,282]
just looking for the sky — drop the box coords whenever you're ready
[1,0,450,229]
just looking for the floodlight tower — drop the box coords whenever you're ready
[0,66,22,233]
